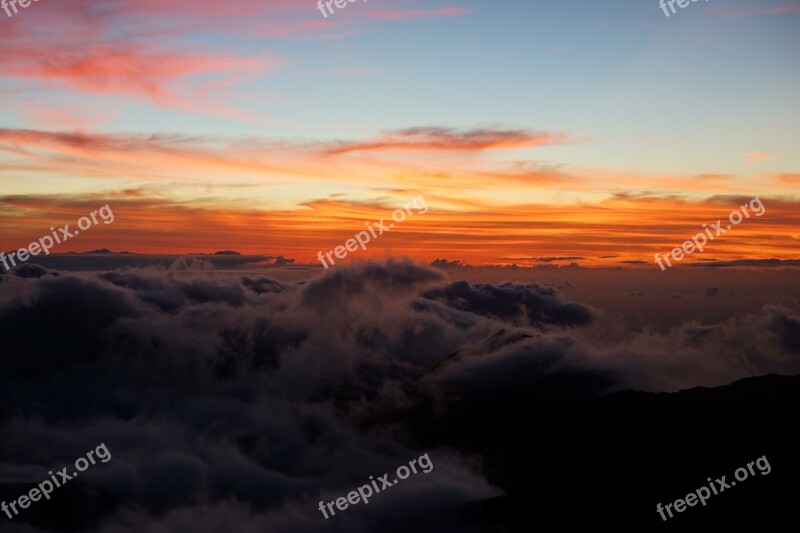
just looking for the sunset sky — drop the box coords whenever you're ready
[1,0,798,266]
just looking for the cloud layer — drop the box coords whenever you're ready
[1,260,799,530]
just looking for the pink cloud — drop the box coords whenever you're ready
[0,0,318,121]
[0,44,279,118]
[0,0,471,123]
[765,0,800,13]
[18,101,121,131]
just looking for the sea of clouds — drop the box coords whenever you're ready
[0,259,798,532]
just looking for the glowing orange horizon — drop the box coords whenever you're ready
[1,194,797,268]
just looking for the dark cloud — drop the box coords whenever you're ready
[15,253,269,272]
[766,306,800,352]
[682,324,722,340]
[1,260,798,531]
[692,259,800,267]
[420,280,596,328]
[502,257,585,263]
[300,259,445,307]
[272,255,295,267]
[706,287,720,297]
[430,258,465,269]
[9,263,50,278]
[241,276,288,295]
[98,270,253,311]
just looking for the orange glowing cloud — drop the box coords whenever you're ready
[0,126,797,268]
[771,173,800,185]
[1,192,797,268]
[0,127,583,192]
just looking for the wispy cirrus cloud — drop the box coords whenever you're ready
[0,0,467,121]
[761,0,800,14]
[2,127,794,203]
[0,0,348,121]
[2,126,793,202]
[324,127,576,155]
[0,127,581,189]
[17,101,121,131]
[368,6,466,20]
[0,43,280,118]
[709,0,800,16]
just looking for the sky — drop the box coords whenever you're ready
[0,0,798,266]
[2,4,800,529]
